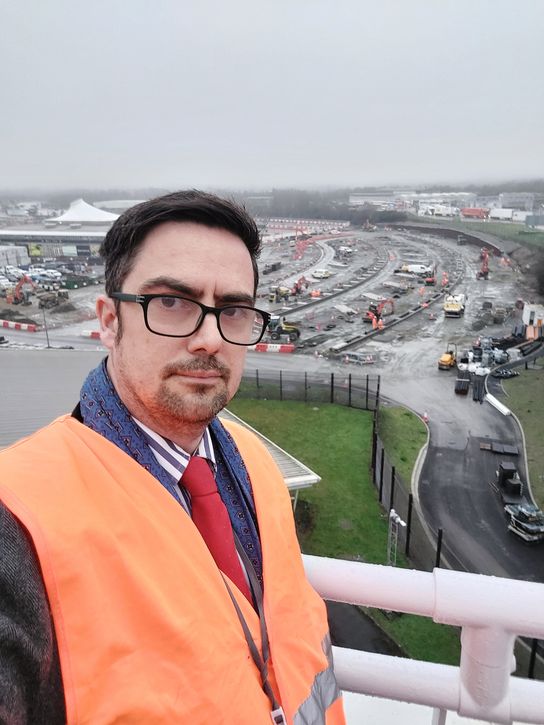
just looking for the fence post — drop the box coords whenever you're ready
[405,494,413,557]
[365,374,369,410]
[376,375,381,410]
[304,371,308,403]
[279,370,283,401]
[389,466,396,513]
[378,447,385,503]
[348,373,352,407]
[371,419,378,477]
[435,528,443,569]
[255,369,260,398]
[528,639,538,679]
[330,373,334,404]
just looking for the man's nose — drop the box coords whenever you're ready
[185,311,223,353]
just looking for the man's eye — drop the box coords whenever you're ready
[158,297,178,309]
[222,306,248,319]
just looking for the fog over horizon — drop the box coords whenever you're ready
[1,0,543,192]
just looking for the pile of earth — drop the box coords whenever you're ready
[52,302,77,313]
[0,305,37,325]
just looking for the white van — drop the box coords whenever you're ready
[312,269,331,280]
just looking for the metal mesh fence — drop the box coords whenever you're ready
[373,437,437,572]
[238,369,380,410]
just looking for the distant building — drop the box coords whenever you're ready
[0,228,106,260]
[474,196,499,209]
[349,190,410,209]
[526,214,544,228]
[0,245,30,267]
[498,192,534,211]
[417,203,457,217]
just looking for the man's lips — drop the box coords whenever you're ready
[175,370,222,380]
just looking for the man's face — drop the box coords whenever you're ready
[96,221,254,439]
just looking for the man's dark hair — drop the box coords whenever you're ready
[100,190,262,296]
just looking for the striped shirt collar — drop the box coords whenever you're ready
[132,417,216,482]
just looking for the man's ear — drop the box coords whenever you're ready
[96,295,118,349]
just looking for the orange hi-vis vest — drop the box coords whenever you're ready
[0,415,344,724]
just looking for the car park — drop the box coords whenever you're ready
[42,269,63,280]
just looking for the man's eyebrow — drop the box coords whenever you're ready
[139,276,200,297]
[218,292,255,306]
[140,276,255,305]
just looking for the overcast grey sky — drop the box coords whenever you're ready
[1,0,542,191]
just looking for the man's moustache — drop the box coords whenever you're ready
[162,358,230,377]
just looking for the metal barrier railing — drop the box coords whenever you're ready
[305,555,544,724]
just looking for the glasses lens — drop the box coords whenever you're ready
[145,296,266,344]
[218,307,266,345]
[147,296,202,336]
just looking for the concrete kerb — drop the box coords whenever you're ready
[379,395,440,565]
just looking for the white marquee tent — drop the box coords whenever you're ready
[50,199,119,225]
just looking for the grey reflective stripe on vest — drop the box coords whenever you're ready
[293,633,341,725]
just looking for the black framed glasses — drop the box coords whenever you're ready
[111,292,271,346]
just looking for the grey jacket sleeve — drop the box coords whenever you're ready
[0,502,65,725]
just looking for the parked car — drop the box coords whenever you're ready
[340,351,376,366]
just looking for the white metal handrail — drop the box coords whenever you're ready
[304,555,544,724]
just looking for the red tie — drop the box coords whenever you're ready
[181,456,253,603]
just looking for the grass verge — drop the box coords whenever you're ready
[377,406,428,488]
[227,397,461,665]
[502,357,544,507]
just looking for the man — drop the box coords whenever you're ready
[0,191,344,724]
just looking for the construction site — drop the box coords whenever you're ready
[250,225,542,374]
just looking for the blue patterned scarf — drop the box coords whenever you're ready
[79,358,263,581]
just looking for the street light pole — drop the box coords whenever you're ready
[42,306,51,349]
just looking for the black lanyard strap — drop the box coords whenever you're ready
[222,535,283,718]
